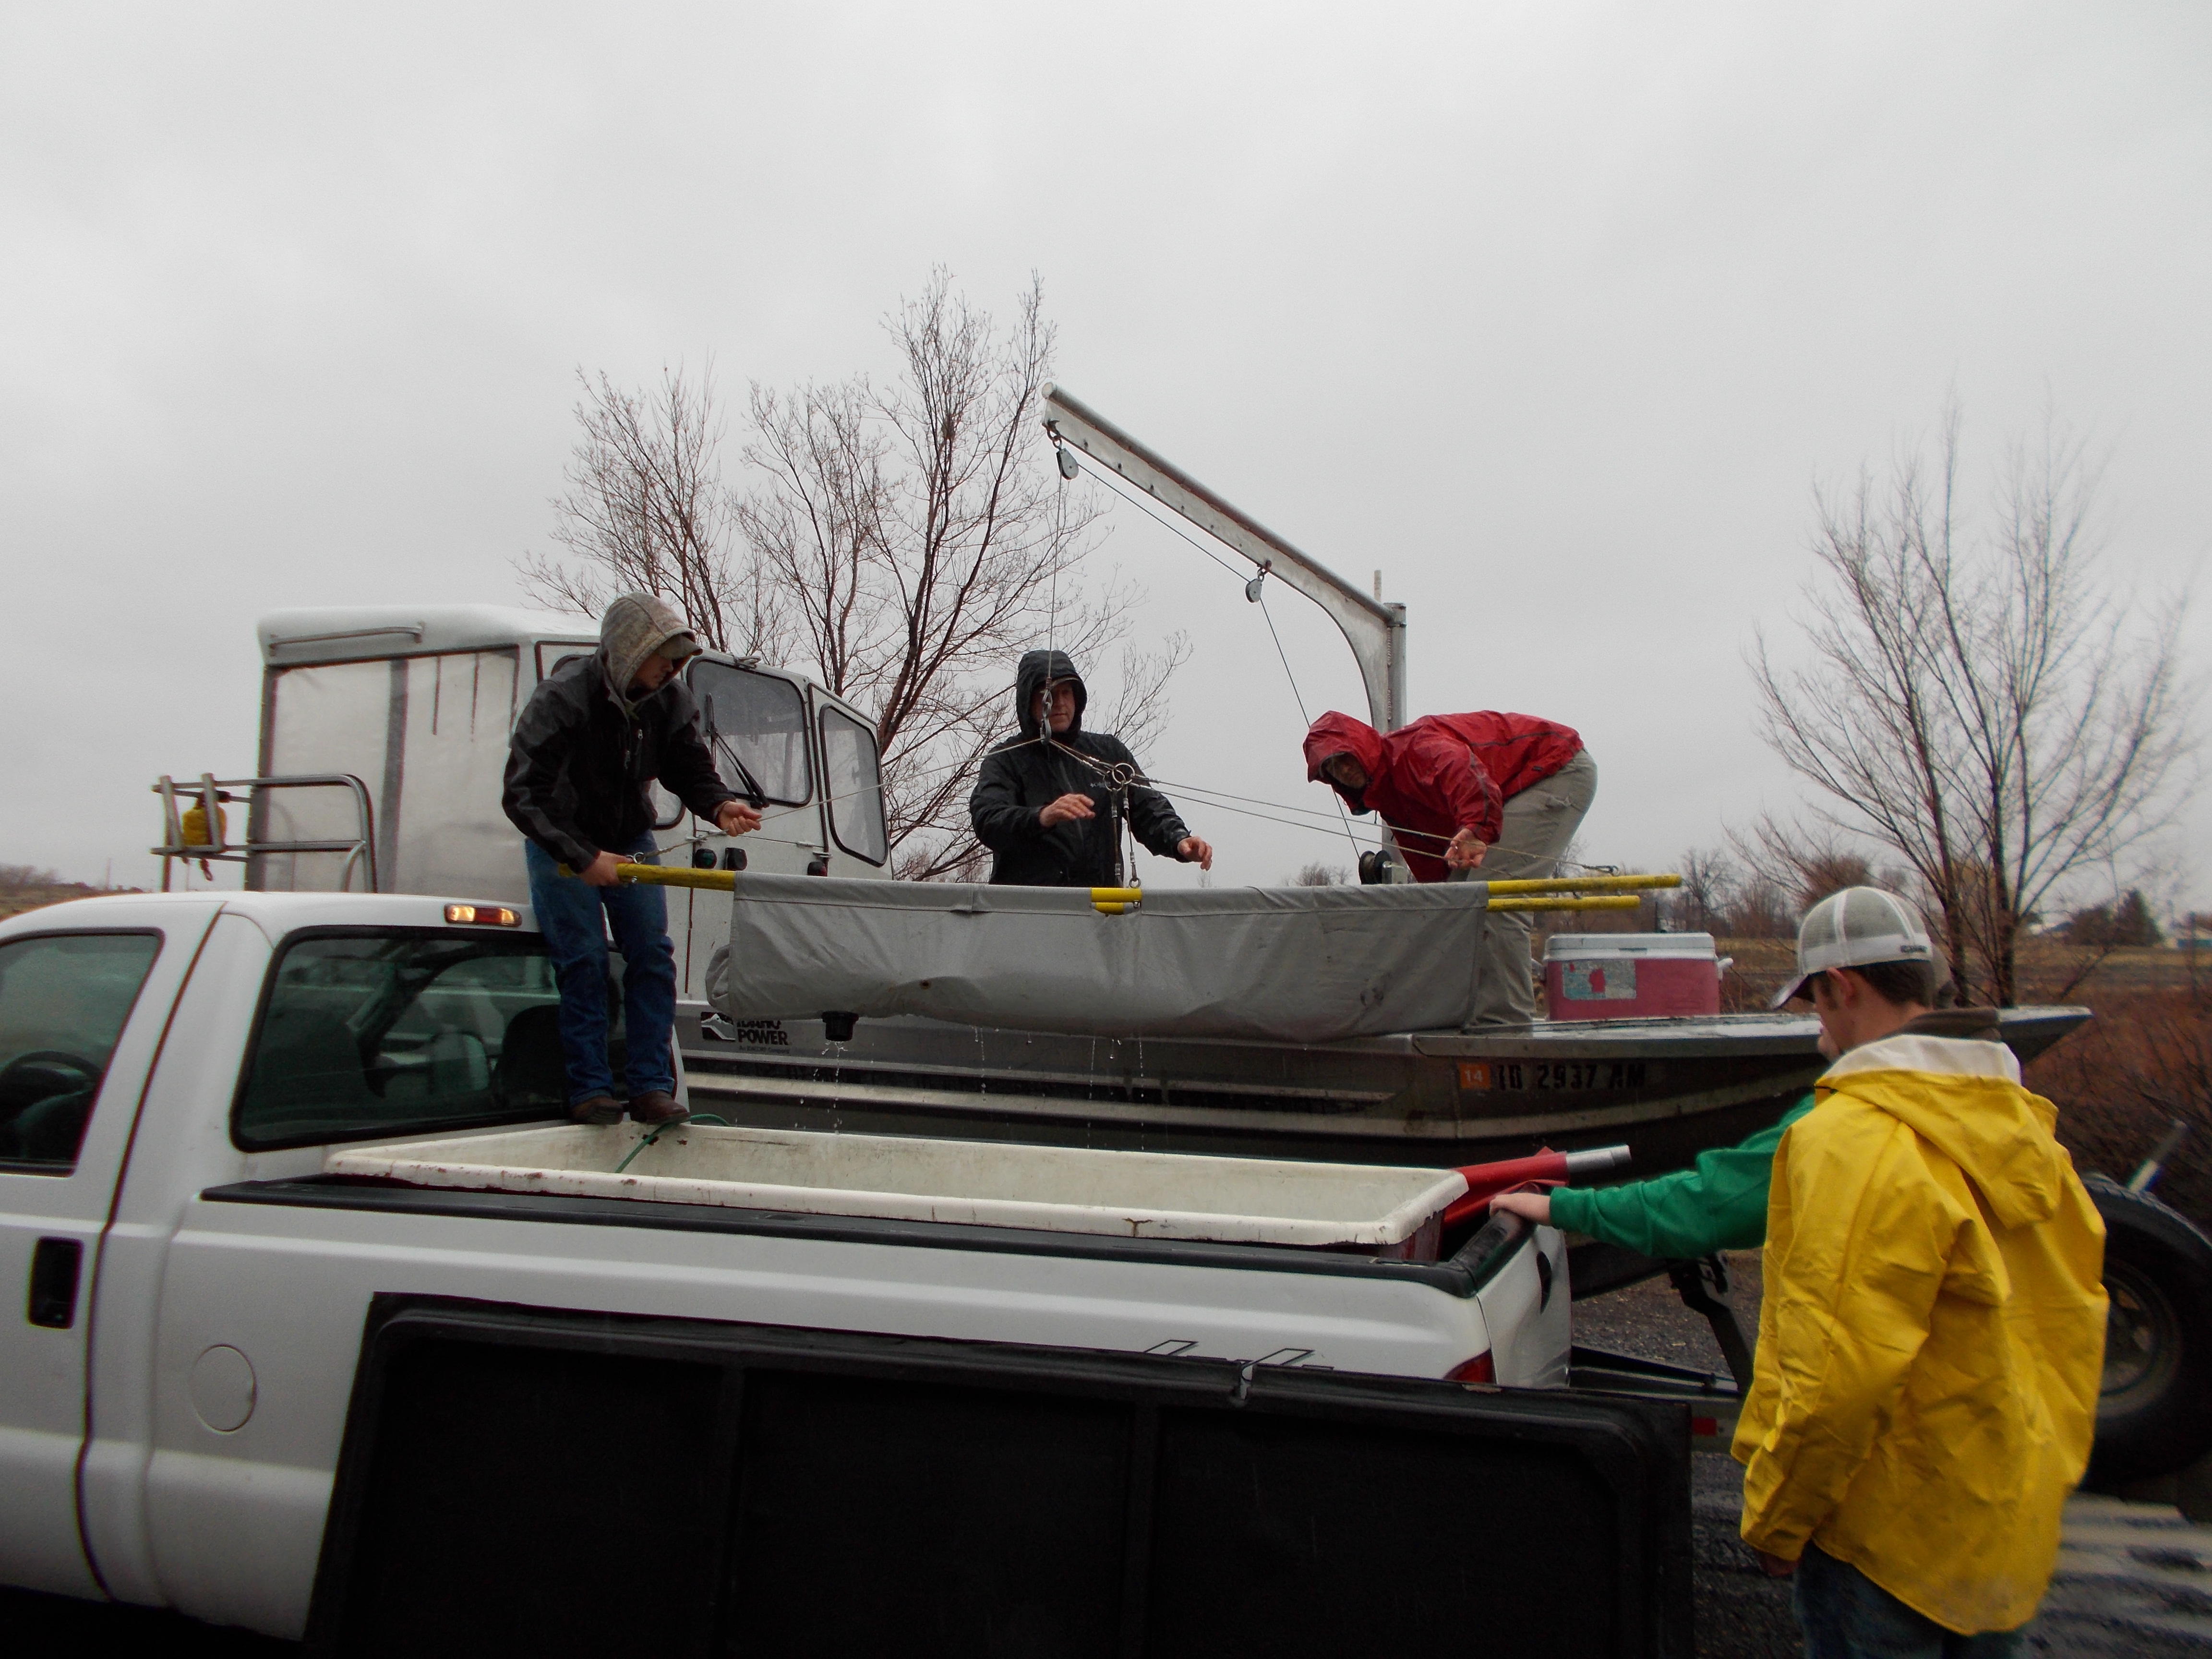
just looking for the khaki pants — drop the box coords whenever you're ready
[1449,749,1598,1025]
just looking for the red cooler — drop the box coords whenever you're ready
[1543,933,1725,1021]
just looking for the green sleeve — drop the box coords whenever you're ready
[1547,1096,1815,1259]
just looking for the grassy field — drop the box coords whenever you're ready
[0,880,147,921]
[1716,937,2207,1011]
[1715,936,2212,1231]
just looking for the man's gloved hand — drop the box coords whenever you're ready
[715,800,763,837]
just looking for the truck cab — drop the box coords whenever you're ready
[205,604,889,1001]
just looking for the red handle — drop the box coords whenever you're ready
[1442,1144,1631,1230]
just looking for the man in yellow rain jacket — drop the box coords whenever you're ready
[1734,887,2106,1656]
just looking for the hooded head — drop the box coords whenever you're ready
[1015,649,1087,741]
[600,592,701,712]
[1304,712,1386,811]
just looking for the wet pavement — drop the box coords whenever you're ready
[1694,1454,2212,1657]
[1605,1253,2212,1655]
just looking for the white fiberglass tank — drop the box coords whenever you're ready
[326,1121,1469,1252]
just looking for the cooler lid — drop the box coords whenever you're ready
[1543,932,1717,961]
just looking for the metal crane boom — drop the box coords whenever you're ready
[1041,383,1408,732]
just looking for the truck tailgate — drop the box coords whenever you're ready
[304,1298,1692,1657]
[139,1178,1515,1637]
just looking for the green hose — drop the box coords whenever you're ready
[613,1112,732,1175]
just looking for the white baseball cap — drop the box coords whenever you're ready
[1771,886,1935,1008]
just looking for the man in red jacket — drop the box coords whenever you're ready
[1304,710,1596,1024]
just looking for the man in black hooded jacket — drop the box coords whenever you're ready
[968,649,1213,887]
[504,592,760,1126]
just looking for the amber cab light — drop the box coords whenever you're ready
[1445,1352,1495,1385]
[445,903,519,927]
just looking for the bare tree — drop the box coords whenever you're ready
[1726,874,1795,940]
[1730,817,1881,914]
[521,274,1184,881]
[1289,862,1348,887]
[1661,846,1740,935]
[1750,401,2194,1003]
[740,270,1174,878]
[519,364,787,659]
[1094,633,1193,766]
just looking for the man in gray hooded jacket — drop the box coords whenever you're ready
[503,592,760,1125]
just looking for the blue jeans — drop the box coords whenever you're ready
[524,836,677,1107]
[1793,1545,2026,1659]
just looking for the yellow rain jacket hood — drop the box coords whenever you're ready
[1732,1033,2106,1635]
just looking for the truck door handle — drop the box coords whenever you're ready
[27,1237,83,1329]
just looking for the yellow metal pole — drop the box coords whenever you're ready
[557,862,741,892]
[1485,894,1644,913]
[1480,873,1681,896]
[577,869,1641,914]
[584,865,1148,916]
[607,862,735,892]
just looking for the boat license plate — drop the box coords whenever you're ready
[1458,1060,1650,1092]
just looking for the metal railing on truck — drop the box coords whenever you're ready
[151,771,378,892]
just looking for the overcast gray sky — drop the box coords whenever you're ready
[5,3,2207,908]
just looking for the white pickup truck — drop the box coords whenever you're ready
[1,889,1690,1654]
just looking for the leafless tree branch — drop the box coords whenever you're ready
[517,363,788,660]
[1746,399,2197,1003]
[528,275,1183,880]
[732,269,1178,876]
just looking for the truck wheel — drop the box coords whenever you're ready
[2087,1175,2212,1485]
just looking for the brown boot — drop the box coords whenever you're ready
[568,1094,622,1126]
[628,1090,690,1127]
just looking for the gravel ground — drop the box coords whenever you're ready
[1691,1454,2212,1658]
[1581,1254,2212,1656]
[1575,1249,1766,1380]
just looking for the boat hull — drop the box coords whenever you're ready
[679,1004,2090,1176]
